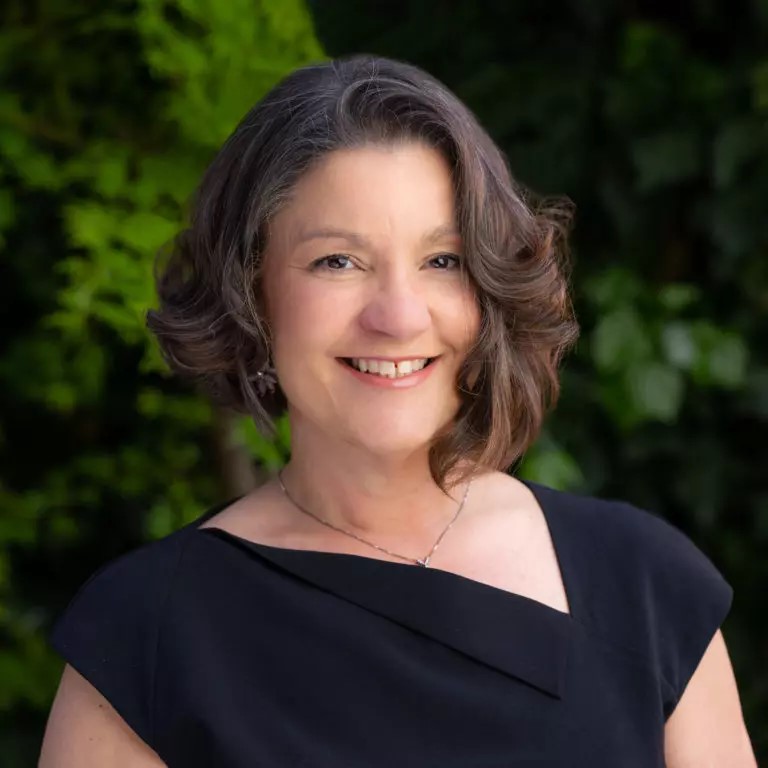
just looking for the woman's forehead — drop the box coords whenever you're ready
[271,145,460,245]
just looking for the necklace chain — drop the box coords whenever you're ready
[276,471,472,568]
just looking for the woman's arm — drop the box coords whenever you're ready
[664,630,757,767]
[39,665,166,768]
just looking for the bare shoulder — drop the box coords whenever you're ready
[470,470,557,543]
[664,629,757,767]
[39,665,166,768]
[443,471,572,615]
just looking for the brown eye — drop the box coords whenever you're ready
[428,254,461,270]
[311,254,355,270]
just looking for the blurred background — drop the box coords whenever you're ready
[1,0,766,763]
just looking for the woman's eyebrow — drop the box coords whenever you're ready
[294,227,372,249]
[294,224,460,249]
[422,223,461,244]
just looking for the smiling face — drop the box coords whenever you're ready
[262,143,481,459]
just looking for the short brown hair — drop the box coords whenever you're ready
[146,54,579,490]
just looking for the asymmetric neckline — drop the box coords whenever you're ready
[193,478,576,623]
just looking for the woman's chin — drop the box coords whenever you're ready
[343,417,448,459]
[289,401,458,459]
[353,439,429,460]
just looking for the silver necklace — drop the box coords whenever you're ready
[276,471,472,568]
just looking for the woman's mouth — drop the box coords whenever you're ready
[339,357,438,380]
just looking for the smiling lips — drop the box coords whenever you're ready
[348,358,431,377]
[339,356,439,388]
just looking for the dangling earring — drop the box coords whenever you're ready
[254,360,278,397]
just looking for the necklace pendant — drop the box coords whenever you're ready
[416,557,430,568]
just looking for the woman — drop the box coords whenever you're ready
[40,55,756,767]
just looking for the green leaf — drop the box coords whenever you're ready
[583,268,643,310]
[661,321,697,369]
[519,441,585,491]
[115,210,178,252]
[706,332,748,387]
[626,362,685,421]
[657,284,700,312]
[690,323,749,387]
[591,308,653,372]
[65,204,117,250]
[237,416,289,470]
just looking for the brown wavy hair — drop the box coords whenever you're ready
[146,54,579,490]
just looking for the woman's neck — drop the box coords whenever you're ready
[280,431,471,545]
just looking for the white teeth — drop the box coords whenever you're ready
[348,358,431,378]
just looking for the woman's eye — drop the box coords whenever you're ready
[428,253,461,270]
[311,254,355,271]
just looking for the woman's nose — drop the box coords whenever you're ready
[358,272,432,340]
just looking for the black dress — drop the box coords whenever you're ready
[50,480,733,767]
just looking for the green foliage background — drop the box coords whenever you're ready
[1,0,766,763]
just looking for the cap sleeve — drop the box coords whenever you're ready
[49,533,185,748]
[632,506,734,721]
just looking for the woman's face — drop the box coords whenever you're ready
[263,143,480,458]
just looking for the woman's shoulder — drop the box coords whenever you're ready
[59,510,211,605]
[52,493,242,627]
[528,480,733,717]
[527,479,720,569]
[48,504,226,749]
[530,479,733,609]
[49,513,204,661]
